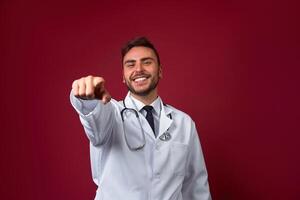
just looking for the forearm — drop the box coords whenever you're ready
[70,91,115,146]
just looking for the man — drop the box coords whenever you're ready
[70,37,211,200]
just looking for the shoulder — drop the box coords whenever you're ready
[163,103,199,145]
[164,103,195,124]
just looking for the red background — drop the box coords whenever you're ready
[1,0,299,199]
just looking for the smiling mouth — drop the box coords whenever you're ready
[134,77,147,82]
[132,75,150,83]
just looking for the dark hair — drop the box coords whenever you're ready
[121,36,161,65]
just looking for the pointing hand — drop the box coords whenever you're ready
[72,76,111,104]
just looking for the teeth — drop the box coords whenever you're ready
[134,77,146,82]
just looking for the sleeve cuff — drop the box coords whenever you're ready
[69,91,102,116]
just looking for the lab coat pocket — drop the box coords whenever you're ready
[171,142,188,176]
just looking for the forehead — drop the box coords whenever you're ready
[123,46,157,62]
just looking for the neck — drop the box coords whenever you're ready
[130,90,158,105]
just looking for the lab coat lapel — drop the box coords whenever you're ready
[158,103,173,137]
[123,94,156,139]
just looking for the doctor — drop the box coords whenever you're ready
[70,37,211,200]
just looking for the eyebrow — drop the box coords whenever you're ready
[124,57,155,65]
[141,57,154,62]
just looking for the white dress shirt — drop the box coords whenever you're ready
[130,95,161,136]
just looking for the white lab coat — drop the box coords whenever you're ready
[70,92,211,200]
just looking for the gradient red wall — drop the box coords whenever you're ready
[1,0,299,199]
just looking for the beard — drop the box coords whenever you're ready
[125,73,160,96]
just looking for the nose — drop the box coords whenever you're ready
[135,62,144,72]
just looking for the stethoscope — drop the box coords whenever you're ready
[120,97,172,151]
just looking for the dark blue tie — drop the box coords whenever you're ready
[143,105,155,136]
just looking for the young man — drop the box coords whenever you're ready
[70,37,211,200]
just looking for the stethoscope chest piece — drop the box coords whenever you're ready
[159,132,171,141]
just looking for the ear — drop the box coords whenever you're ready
[159,65,163,79]
[122,74,126,83]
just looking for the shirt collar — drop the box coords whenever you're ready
[129,93,161,116]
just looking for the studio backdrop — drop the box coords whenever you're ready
[1,0,299,199]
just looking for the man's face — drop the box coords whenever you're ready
[123,46,162,96]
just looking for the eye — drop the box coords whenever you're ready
[143,60,152,65]
[126,63,135,68]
